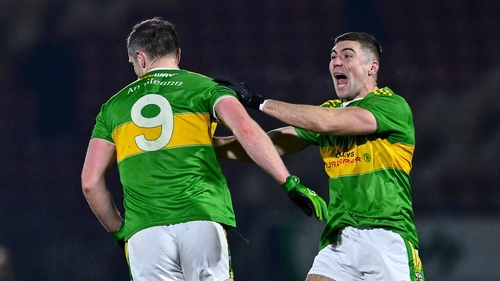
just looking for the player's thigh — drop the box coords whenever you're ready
[307,227,423,281]
[306,274,336,281]
[358,228,424,281]
[177,221,233,281]
[307,240,358,281]
[128,225,183,281]
[128,222,232,281]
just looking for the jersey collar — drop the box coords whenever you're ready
[340,97,364,108]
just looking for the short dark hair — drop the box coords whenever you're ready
[335,32,382,62]
[126,17,179,60]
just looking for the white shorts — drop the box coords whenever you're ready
[308,227,424,281]
[127,221,233,281]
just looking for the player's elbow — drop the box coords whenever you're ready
[232,121,260,140]
[81,181,95,196]
[81,173,102,195]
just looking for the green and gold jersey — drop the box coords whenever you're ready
[295,87,419,249]
[91,69,237,240]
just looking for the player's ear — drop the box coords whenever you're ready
[368,61,379,76]
[136,51,147,68]
[177,48,181,64]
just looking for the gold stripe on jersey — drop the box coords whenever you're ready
[113,113,214,162]
[210,121,218,137]
[409,242,423,272]
[321,138,414,179]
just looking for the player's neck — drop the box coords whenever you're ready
[146,57,180,72]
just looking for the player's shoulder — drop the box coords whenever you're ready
[364,87,413,119]
[370,87,405,100]
[373,87,395,95]
[181,70,218,85]
[106,79,141,103]
[368,87,409,105]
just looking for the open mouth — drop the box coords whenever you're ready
[334,73,348,86]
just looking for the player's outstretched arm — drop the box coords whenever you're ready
[213,76,378,135]
[213,135,253,161]
[214,97,326,220]
[214,126,310,160]
[213,76,265,110]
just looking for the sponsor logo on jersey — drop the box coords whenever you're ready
[325,157,362,168]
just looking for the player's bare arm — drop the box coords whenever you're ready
[213,125,310,159]
[213,134,252,161]
[262,100,378,135]
[214,97,290,184]
[81,138,123,233]
[213,76,378,136]
[215,97,328,221]
[266,126,311,155]
[212,78,328,221]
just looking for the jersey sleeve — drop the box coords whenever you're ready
[359,91,414,144]
[294,127,320,145]
[91,105,114,143]
[209,85,239,122]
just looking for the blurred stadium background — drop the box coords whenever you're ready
[1,0,499,280]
